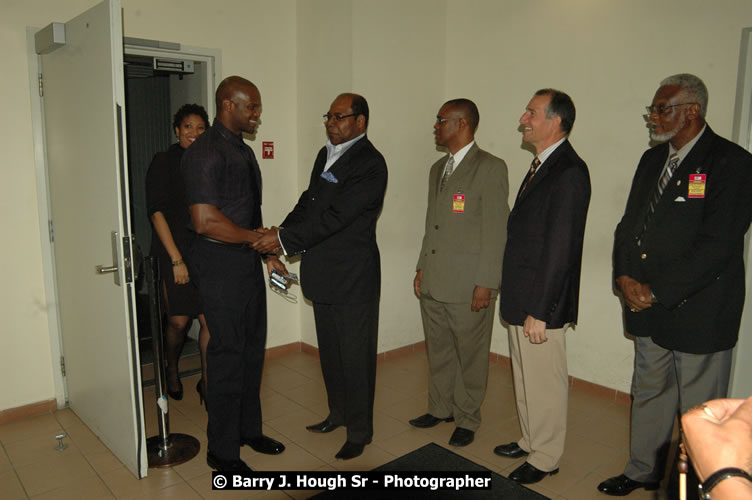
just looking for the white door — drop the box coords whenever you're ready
[39,0,147,478]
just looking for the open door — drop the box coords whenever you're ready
[37,0,147,477]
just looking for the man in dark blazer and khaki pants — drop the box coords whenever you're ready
[254,93,387,461]
[598,74,752,496]
[410,99,509,447]
[495,89,590,485]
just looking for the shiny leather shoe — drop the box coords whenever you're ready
[335,441,366,460]
[509,462,558,484]
[206,451,252,471]
[408,413,454,428]
[241,435,285,455]
[596,474,659,496]
[306,419,340,433]
[493,441,528,458]
[448,427,474,447]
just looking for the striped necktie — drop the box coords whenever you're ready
[440,156,455,191]
[518,156,541,197]
[643,153,680,231]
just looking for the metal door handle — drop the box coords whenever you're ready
[95,231,123,286]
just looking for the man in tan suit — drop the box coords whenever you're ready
[410,98,509,447]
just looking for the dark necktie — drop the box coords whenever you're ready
[518,156,541,197]
[643,153,679,232]
[440,156,455,191]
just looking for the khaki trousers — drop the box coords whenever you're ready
[420,294,495,431]
[509,323,569,471]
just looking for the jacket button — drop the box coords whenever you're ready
[434,225,439,229]
[641,253,647,259]
[432,250,436,254]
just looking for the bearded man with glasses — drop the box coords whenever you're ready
[598,74,752,496]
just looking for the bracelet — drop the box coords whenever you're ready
[698,467,752,499]
[172,259,183,267]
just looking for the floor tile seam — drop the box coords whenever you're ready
[72,445,120,499]
[1,440,31,499]
[564,428,627,450]
[181,474,207,500]
[269,362,323,381]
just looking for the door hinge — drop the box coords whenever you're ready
[38,73,44,97]
[48,220,54,242]
[60,356,66,377]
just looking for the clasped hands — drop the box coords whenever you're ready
[616,275,655,313]
[252,226,282,254]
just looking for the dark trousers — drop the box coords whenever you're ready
[313,299,379,444]
[191,239,267,460]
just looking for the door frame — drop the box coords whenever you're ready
[27,31,221,408]
[730,26,752,398]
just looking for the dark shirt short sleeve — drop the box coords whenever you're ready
[182,141,222,208]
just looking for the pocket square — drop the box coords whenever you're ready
[320,171,338,183]
[674,196,686,202]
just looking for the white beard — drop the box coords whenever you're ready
[650,112,686,142]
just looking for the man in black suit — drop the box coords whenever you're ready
[183,76,286,472]
[494,89,591,485]
[254,93,387,460]
[598,74,752,496]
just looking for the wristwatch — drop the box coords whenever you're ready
[698,467,752,499]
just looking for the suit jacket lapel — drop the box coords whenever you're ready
[436,143,480,196]
[515,140,570,205]
[326,136,370,181]
[657,127,716,209]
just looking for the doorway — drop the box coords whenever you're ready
[121,40,218,386]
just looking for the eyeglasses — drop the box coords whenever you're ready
[435,117,461,125]
[645,103,697,116]
[323,113,356,122]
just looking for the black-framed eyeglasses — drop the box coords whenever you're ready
[323,113,356,122]
[645,103,697,116]
[435,116,461,125]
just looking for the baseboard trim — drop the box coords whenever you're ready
[0,399,57,425]
[4,340,629,424]
[291,339,630,406]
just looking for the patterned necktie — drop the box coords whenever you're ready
[643,153,680,232]
[440,156,455,191]
[518,157,541,197]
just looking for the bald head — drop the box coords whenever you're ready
[215,76,262,135]
[216,76,257,111]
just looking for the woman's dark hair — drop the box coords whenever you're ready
[172,103,210,131]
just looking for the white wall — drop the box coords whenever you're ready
[2,0,751,412]
[442,0,752,391]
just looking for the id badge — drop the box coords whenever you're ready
[452,193,465,213]
[688,174,706,198]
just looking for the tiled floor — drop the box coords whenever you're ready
[0,349,668,499]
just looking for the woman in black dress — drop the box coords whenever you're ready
[146,104,210,404]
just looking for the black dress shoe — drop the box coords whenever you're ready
[241,435,285,455]
[493,442,528,458]
[596,474,659,496]
[306,419,341,433]
[408,413,454,428]
[206,451,253,471]
[448,427,474,447]
[509,462,558,484]
[335,441,366,460]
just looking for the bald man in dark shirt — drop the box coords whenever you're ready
[182,76,286,472]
